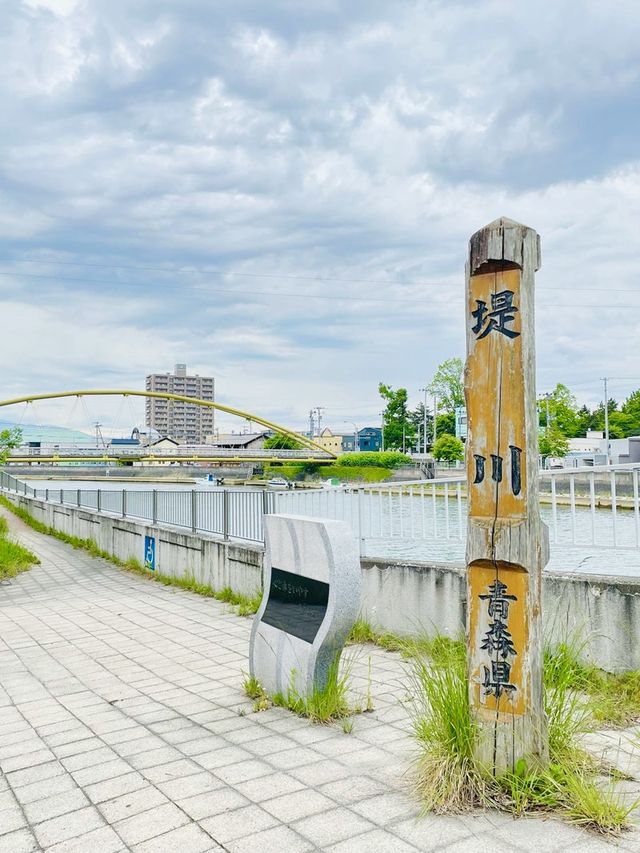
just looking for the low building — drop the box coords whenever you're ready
[206,432,269,451]
[315,428,343,455]
[561,431,635,466]
[357,427,382,452]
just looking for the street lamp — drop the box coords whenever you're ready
[379,412,385,452]
[344,421,359,452]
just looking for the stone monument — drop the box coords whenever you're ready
[250,514,361,698]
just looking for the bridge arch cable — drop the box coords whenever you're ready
[0,390,337,461]
[63,396,82,433]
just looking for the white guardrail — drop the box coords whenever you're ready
[0,471,276,544]
[1,464,639,558]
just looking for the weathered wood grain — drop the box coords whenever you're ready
[464,217,549,774]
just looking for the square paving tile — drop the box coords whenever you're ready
[200,803,279,843]
[294,806,376,847]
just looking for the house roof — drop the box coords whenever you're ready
[210,432,268,447]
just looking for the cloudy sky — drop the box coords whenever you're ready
[2,0,640,435]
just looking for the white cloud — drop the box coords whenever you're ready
[1,0,639,436]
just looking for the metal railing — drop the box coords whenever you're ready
[275,464,640,555]
[8,445,330,460]
[2,464,639,568]
[0,472,274,544]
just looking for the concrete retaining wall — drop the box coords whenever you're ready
[6,495,262,598]
[5,494,640,672]
[360,558,640,673]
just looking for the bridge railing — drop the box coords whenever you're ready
[9,445,331,460]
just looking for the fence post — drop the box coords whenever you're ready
[97,489,101,512]
[77,488,81,508]
[261,490,270,543]
[152,490,158,524]
[59,489,63,504]
[223,489,230,541]
[356,488,364,556]
[45,488,49,502]
[122,489,127,519]
[191,489,198,533]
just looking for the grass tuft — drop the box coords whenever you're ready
[409,632,637,834]
[244,653,368,727]
[273,656,353,723]
[0,534,40,580]
[409,640,486,812]
[0,505,40,580]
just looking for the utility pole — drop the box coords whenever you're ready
[309,409,315,439]
[545,394,550,429]
[94,422,104,449]
[315,406,325,437]
[380,411,385,451]
[419,387,428,454]
[602,377,610,464]
[433,395,438,450]
[344,422,359,452]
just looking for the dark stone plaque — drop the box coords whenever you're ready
[262,567,329,644]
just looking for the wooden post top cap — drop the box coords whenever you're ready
[469,217,541,275]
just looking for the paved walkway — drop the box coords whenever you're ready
[0,510,639,853]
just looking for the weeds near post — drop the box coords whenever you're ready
[409,642,486,812]
[409,632,637,834]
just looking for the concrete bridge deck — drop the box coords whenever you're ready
[0,510,638,852]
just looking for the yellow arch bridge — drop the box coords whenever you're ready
[0,390,336,465]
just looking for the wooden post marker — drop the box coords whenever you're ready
[464,217,549,774]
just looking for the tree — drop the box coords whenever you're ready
[539,383,579,436]
[589,400,624,438]
[379,384,415,451]
[428,357,464,414]
[432,434,464,462]
[435,412,456,438]
[0,427,22,464]
[263,432,301,450]
[538,425,569,459]
[621,389,640,436]
[408,402,433,451]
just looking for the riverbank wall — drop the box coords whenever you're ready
[4,493,640,672]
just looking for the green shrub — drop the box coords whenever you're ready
[432,434,464,462]
[336,451,411,469]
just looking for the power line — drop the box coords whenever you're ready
[0,270,444,306]
[0,258,454,288]
[1,269,640,309]
[2,256,640,294]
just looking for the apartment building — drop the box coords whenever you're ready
[145,364,215,443]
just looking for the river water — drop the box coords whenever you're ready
[21,478,640,577]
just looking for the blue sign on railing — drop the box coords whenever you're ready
[144,535,156,571]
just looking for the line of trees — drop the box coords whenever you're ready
[379,357,466,460]
[379,361,640,460]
